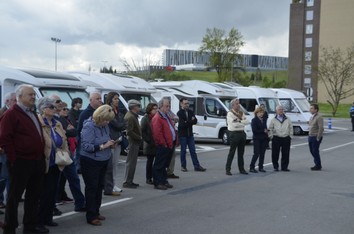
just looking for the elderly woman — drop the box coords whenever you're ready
[141,102,158,185]
[80,104,115,226]
[249,107,268,173]
[37,97,69,229]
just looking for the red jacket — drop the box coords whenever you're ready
[0,104,45,163]
[151,111,178,149]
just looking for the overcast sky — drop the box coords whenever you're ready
[0,0,291,72]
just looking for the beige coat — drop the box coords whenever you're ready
[308,113,324,141]
[269,115,293,139]
[38,115,69,172]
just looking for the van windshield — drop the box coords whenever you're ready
[219,97,250,115]
[295,98,310,112]
[40,88,89,107]
[258,98,278,114]
[120,93,156,115]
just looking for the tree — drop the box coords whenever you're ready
[199,27,244,82]
[316,44,354,116]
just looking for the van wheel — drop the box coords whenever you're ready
[221,129,229,145]
[293,126,303,135]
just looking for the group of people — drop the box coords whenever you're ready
[0,85,325,234]
[225,98,324,175]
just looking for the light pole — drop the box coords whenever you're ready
[51,37,61,71]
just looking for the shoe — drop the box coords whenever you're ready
[131,182,139,187]
[104,191,121,196]
[75,207,87,212]
[249,168,258,173]
[44,221,58,227]
[53,207,62,216]
[87,219,102,226]
[181,167,188,172]
[0,202,6,209]
[258,168,266,172]
[113,186,123,192]
[274,168,279,171]
[226,171,232,176]
[281,169,290,172]
[311,166,322,171]
[164,183,173,189]
[194,166,206,172]
[167,174,180,179]
[3,228,16,234]
[62,196,74,202]
[23,226,49,233]
[123,182,138,189]
[146,179,154,185]
[240,170,249,175]
[154,184,167,190]
[97,215,106,221]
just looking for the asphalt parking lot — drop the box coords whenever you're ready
[9,118,354,234]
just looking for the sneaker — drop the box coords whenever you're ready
[194,166,206,172]
[113,185,123,192]
[104,191,121,196]
[154,184,167,190]
[181,167,188,172]
[123,182,138,189]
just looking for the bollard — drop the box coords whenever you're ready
[328,117,332,129]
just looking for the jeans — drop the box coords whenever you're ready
[62,162,85,210]
[308,136,322,168]
[179,136,200,169]
[81,157,108,222]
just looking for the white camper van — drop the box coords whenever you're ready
[151,80,252,144]
[272,88,311,135]
[0,65,89,107]
[67,72,157,117]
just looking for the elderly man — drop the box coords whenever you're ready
[269,105,293,172]
[308,104,324,171]
[151,98,177,190]
[122,100,142,189]
[0,84,48,234]
[75,92,103,173]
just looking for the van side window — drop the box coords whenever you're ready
[239,99,257,112]
[205,98,223,117]
[279,99,298,113]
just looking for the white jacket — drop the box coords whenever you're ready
[269,115,293,139]
[227,110,249,131]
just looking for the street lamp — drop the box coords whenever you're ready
[51,37,61,71]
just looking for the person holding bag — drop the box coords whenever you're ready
[37,97,69,229]
[80,105,115,226]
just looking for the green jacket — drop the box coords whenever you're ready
[124,111,142,145]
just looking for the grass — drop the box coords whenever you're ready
[318,103,351,118]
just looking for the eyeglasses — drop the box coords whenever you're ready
[62,108,69,111]
[55,100,62,104]
[46,105,56,110]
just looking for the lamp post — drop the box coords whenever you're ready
[51,37,61,71]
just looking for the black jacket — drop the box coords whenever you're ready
[108,110,126,140]
[177,108,197,137]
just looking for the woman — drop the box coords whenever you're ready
[141,103,158,185]
[104,92,126,196]
[37,97,69,228]
[80,104,115,226]
[249,107,268,173]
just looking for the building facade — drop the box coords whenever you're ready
[288,0,354,103]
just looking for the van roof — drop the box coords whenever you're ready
[272,88,306,99]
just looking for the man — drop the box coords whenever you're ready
[225,98,249,176]
[177,98,206,172]
[349,102,354,131]
[122,100,142,189]
[151,98,176,190]
[308,104,324,171]
[50,95,86,212]
[0,84,48,234]
[269,105,293,172]
[0,92,17,211]
[68,97,83,128]
[75,92,102,173]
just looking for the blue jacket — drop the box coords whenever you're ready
[77,104,96,139]
[80,118,112,161]
[251,117,268,140]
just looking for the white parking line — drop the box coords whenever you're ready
[53,197,133,220]
[322,142,354,152]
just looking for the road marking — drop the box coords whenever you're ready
[291,143,308,148]
[53,197,133,220]
[322,142,354,152]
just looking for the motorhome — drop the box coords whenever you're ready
[0,65,90,107]
[67,72,157,117]
[151,80,252,144]
[271,88,311,135]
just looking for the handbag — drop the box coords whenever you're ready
[55,148,73,166]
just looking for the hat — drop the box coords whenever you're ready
[128,99,140,109]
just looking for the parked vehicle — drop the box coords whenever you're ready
[0,65,89,107]
[271,88,311,135]
[151,80,252,144]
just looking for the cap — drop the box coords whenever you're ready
[128,99,140,108]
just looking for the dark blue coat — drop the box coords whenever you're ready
[251,117,268,140]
